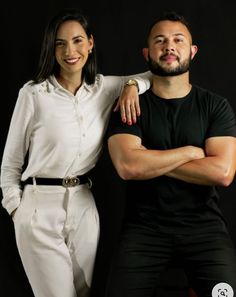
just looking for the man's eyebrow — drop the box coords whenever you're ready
[153,33,186,39]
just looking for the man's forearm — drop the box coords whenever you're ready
[166,156,235,186]
[108,134,205,180]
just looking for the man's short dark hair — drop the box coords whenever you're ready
[147,11,191,39]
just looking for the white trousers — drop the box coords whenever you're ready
[13,183,100,297]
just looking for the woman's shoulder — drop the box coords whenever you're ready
[94,73,124,91]
[95,73,123,83]
[91,74,118,90]
[20,78,53,94]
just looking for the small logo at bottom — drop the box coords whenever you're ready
[212,282,234,297]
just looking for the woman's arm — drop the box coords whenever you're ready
[106,71,152,125]
[1,85,33,215]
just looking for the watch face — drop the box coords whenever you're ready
[127,79,137,86]
[128,79,134,84]
[125,79,139,91]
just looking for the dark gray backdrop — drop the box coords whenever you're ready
[1,1,235,296]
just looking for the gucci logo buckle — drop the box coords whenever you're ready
[62,176,80,187]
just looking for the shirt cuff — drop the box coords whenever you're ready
[1,186,22,215]
[135,71,152,94]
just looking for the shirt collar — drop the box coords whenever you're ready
[48,74,94,93]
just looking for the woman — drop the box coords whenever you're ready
[0,8,151,297]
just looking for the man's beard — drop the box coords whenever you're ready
[148,53,192,77]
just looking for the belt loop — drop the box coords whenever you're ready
[32,177,37,191]
[87,177,92,189]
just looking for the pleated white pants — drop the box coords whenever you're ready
[13,183,100,297]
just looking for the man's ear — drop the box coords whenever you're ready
[191,45,198,60]
[142,48,149,61]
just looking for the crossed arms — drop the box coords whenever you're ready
[108,134,236,186]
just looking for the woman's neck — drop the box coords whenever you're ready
[56,72,82,95]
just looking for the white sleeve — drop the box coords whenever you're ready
[103,70,152,101]
[1,85,34,215]
[1,186,22,215]
[127,70,152,94]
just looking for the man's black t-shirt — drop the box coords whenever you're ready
[107,85,236,234]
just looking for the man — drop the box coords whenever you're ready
[105,11,236,297]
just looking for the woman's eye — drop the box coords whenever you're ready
[74,38,83,44]
[55,41,64,47]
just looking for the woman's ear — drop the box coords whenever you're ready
[89,34,94,51]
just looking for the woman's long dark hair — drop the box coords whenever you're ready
[32,8,97,85]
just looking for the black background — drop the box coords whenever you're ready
[1,0,236,296]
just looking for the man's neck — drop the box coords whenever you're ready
[151,72,192,99]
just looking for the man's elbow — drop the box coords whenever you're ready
[115,162,143,180]
[217,169,235,187]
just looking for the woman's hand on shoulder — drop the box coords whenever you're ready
[113,84,140,125]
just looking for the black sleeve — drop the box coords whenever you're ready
[106,99,143,140]
[206,97,236,138]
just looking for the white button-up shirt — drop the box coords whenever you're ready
[1,72,151,214]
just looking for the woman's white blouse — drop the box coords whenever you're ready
[1,72,151,214]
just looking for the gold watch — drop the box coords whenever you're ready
[125,79,139,92]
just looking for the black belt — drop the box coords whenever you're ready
[24,175,91,188]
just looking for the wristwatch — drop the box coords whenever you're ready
[125,79,139,92]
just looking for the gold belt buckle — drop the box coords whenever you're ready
[62,176,80,187]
